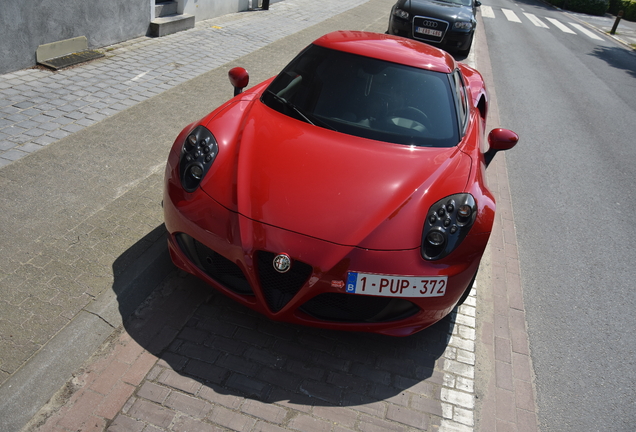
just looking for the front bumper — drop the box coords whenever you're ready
[388,15,474,52]
[164,174,487,337]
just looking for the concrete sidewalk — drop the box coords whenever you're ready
[567,10,636,48]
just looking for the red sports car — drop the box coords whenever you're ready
[163,31,518,336]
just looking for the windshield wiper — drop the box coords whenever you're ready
[265,90,337,131]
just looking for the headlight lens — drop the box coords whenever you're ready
[393,8,409,19]
[422,194,477,260]
[453,21,473,29]
[179,125,218,192]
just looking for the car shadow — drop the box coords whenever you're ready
[114,231,457,412]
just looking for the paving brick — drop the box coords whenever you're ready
[241,398,288,424]
[386,403,429,429]
[288,413,332,432]
[122,351,158,385]
[410,394,443,417]
[341,393,387,418]
[312,405,358,429]
[495,387,517,423]
[178,341,221,363]
[267,388,314,414]
[137,381,171,404]
[358,413,410,432]
[165,391,213,418]
[127,398,176,428]
[225,372,270,399]
[198,384,244,409]
[516,408,539,432]
[183,358,228,384]
[106,414,145,432]
[94,381,136,419]
[369,384,410,407]
[157,369,202,395]
[495,360,514,391]
[172,416,225,432]
[217,353,260,376]
[209,334,249,355]
[512,352,532,382]
[495,336,512,363]
[259,366,302,391]
[441,387,475,410]
[350,363,391,385]
[244,346,286,368]
[286,359,325,380]
[207,404,257,430]
[514,379,535,412]
[56,389,104,430]
[298,379,342,403]
[252,421,289,432]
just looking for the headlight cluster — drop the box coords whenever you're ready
[393,8,410,19]
[453,21,473,30]
[179,125,218,192]
[422,194,477,260]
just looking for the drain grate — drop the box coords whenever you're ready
[38,50,105,70]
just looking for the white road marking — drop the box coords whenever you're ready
[524,13,549,28]
[569,22,604,40]
[481,5,495,18]
[546,17,576,34]
[502,8,522,23]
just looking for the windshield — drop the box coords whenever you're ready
[261,45,459,148]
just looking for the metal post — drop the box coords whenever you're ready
[610,10,623,35]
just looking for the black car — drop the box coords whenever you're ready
[387,0,480,55]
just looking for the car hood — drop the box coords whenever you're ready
[201,99,471,250]
[406,0,473,21]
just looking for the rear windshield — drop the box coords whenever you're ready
[261,45,459,148]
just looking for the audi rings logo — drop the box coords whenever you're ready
[273,253,292,273]
[422,20,438,27]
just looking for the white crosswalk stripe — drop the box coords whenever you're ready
[481,5,495,18]
[502,8,522,23]
[545,17,577,33]
[524,13,549,28]
[569,22,604,40]
[480,6,607,42]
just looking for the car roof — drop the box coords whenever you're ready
[312,31,456,74]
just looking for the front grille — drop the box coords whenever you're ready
[175,233,253,295]
[300,293,419,323]
[412,16,449,43]
[256,251,312,312]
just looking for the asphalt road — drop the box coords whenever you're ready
[481,0,636,430]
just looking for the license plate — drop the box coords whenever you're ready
[415,27,443,38]
[346,272,447,298]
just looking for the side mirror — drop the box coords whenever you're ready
[484,128,518,166]
[475,0,481,6]
[228,67,249,97]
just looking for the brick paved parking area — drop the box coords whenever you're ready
[31,270,479,432]
[2,0,542,430]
